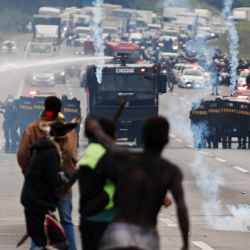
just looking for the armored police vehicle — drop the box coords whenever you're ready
[83,62,167,147]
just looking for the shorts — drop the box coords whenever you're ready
[99,222,159,250]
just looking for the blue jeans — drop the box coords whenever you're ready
[30,191,77,250]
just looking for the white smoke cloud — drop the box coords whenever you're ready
[162,0,250,233]
[188,150,250,232]
[213,204,250,232]
[188,155,224,220]
[222,0,239,93]
[92,0,105,83]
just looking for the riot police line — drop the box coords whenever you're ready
[189,98,250,149]
[0,95,81,152]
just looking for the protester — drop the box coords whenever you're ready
[78,117,117,250]
[17,96,78,250]
[21,121,78,250]
[85,115,190,250]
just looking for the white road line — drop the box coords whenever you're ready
[186,144,193,148]
[233,166,249,173]
[199,151,209,156]
[215,157,227,163]
[175,138,183,143]
[173,92,178,96]
[169,134,175,138]
[192,241,215,250]
[160,218,177,227]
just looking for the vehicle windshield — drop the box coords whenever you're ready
[163,31,178,36]
[240,72,249,77]
[183,69,203,76]
[114,51,140,61]
[96,74,155,106]
[30,44,52,54]
[136,20,146,27]
[103,28,118,34]
[76,29,91,35]
[98,74,154,92]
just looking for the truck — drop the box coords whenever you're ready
[101,17,124,36]
[38,7,61,16]
[84,41,142,63]
[83,62,167,147]
[32,14,62,47]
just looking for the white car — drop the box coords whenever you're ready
[178,69,207,88]
[26,72,55,87]
[237,70,249,86]
[1,40,17,54]
[174,63,210,83]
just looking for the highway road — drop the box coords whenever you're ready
[0,34,249,250]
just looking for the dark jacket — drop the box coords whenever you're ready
[21,138,71,211]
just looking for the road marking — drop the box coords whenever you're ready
[175,138,183,143]
[186,144,193,148]
[233,166,248,173]
[169,134,175,138]
[215,157,227,163]
[173,92,178,96]
[160,218,177,227]
[192,241,215,250]
[199,151,209,155]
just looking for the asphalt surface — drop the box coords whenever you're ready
[0,33,249,250]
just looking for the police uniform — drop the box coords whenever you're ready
[2,100,19,151]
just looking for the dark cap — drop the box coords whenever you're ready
[44,96,62,113]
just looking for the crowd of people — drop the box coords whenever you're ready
[16,95,190,250]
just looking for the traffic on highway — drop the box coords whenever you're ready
[0,1,249,250]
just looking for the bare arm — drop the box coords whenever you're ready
[171,171,189,250]
[84,117,123,154]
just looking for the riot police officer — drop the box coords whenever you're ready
[1,96,19,152]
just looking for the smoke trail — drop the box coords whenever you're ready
[91,0,105,83]
[222,0,239,93]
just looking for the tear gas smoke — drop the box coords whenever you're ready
[222,0,239,93]
[189,155,250,232]
[163,0,249,233]
[91,0,105,84]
